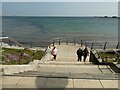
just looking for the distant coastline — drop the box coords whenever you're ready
[96,16,118,18]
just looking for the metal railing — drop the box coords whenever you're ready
[17,37,119,50]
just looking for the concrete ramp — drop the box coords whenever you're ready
[47,44,90,62]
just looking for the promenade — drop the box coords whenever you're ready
[2,44,120,89]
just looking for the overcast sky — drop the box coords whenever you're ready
[2,1,119,16]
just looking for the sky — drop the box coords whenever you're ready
[2,1,119,16]
[1,0,120,2]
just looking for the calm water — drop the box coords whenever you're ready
[2,16,118,47]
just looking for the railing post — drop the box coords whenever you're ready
[8,39,12,46]
[85,42,87,47]
[66,38,68,45]
[30,41,33,48]
[49,41,51,46]
[74,38,76,45]
[58,38,60,45]
[91,42,94,49]
[116,42,119,49]
[19,48,27,65]
[103,42,107,50]
[81,40,83,47]
[31,50,37,62]
[18,40,20,44]
[53,40,55,46]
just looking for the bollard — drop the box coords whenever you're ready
[103,42,107,50]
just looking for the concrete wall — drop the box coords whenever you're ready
[1,56,41,75]
[2,65,34,75]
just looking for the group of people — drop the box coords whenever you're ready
[76,47,89,62]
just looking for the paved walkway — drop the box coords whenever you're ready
[2,76,119,88]
[41,44,90,63]
[2,44,120,89]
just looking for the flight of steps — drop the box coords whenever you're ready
[5,61,120,80]
[3,44,120,80]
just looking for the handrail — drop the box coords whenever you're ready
[3,36,118,50]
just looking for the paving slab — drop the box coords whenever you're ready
[17,77,37,88]
[74,79,103,88]
[119,80,120,89]
[2,76,22,88]
[100,80,119,88]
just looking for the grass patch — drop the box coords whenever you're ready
[1,47,45,65]
[98,51,120,63]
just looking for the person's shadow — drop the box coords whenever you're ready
[35,76,69,88]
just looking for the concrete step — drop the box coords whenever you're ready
[38,61,92,65]
[37,64,114,74]
[7,71,120,80]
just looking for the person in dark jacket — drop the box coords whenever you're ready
[83,47,89,62]
[76,48,83,62]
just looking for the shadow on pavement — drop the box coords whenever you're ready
[35,77,69,88]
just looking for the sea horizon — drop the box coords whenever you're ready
[2,15,118,18]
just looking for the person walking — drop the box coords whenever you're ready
[83,47,89,62]
[51,46,57,60]
[76,48,83,62]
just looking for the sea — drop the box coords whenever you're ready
[2,16,118,48]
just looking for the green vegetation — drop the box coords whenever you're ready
[1,47,45,65]
[98,51,120,63]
